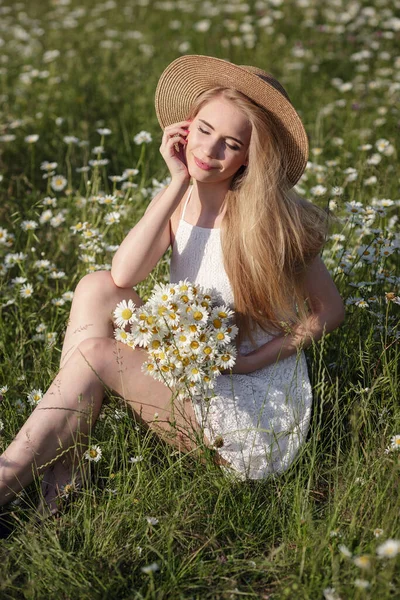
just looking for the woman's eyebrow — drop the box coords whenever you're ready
[198,119,244,146]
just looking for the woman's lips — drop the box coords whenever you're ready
[194,156,215,171]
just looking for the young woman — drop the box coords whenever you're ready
[0,55,345,515]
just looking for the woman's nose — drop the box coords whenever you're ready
[202,137,222,159]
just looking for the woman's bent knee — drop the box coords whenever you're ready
[75,337,113,373]
[75,271,117,299]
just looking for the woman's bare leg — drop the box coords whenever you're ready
[0,336,207,508]
[40,270,146,512]
[60,270,145,369]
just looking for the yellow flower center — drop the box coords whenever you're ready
[193,311,203,321]
[213,318,222,328]
[121,308,133,320]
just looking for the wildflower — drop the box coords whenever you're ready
[114,299,137,327]
[21,220,38,231]
[0,419,4,432]
[376,539,400,558]
[345,201,364,215]
[40,161,58,171]
[123,168,139,177]
[104,212,121,225]
[354,299,369,309]
[84,445,102,462]
[338,544,352,558]
[353,555,371,569]
[97,128,111,135]
[133,130,152,144]
[62,291,74,301]
[27,389,43,405]
[12,276,27,285]
[145,516,159,526]
[323,587,341,600]
[20,283,34,298]
[354,579,370,589]
[39,209,53,224]
[310,185,327,196]
[50,174,67,191]
[63,136,79,144]
[374,528,384,538]
[24,134,39,143]
[141,562,159,574]
[129,455,143,464]
[389,435,400,451]
[51,298,65,307]
[0,385,8,395]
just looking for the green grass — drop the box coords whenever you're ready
[0,0,399,598]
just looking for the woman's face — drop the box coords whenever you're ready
[185,97,251,185]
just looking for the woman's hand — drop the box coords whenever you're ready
[159,120,191,181]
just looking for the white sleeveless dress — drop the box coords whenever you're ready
[169,185,313,480]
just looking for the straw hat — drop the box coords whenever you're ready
[155,55,309,189]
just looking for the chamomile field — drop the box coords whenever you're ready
[0,0,399,598]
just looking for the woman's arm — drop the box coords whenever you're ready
[111,119,191,289]
[111,177,188,288]
[231,256,345,374]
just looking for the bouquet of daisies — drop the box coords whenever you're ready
[113,279,238,400]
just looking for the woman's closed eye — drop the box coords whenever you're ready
[197,126,240,151]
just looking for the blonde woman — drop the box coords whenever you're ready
[0,55,345,518]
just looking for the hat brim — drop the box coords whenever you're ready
[155,55,309,188]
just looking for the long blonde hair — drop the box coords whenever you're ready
[187,88,329,348]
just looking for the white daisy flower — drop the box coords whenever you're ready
[114,328,130,344]
[20,283,34,298]
[50,174,67,191]
[215,347,236,369]
[39,209,53,224]
[389,435,400,450]
[141,562,159,574]
[338,544,352,558]
[187,303,208,326]
[63,136,79,144]
[24,134,39,143]
[84,445,102,462]
[185,365,205,383]
[0,385,8,395]
[21,220,38,231]
[212,326,232,346]
[97,128,111,135]
[70,221,88,233]
[374,528,384,538]
[133,130,152,144]
[123,168,139,177]
[27,388,43,405]
[62,291,74,301]
[376,539,400,558]
[129,455,143,464]
[353,555,371,569]
[104,211,121,225]
[354,579,370,589]
[113,299,137,327]
[145,516,159,525]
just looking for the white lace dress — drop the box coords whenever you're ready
[169,185,313,480]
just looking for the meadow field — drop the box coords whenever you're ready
[0,0,399,598]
